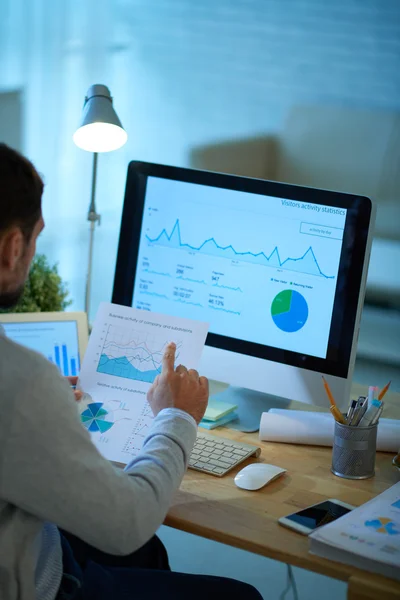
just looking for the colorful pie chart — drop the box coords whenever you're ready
[81,402,114,434]
[365,518,400,535]
[271,290,308,333]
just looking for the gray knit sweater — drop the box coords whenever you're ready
[0,329,197,600]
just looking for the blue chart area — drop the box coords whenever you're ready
[98,354,161,383]
[81,402,114,434]
[146,218,334,279]
[271,289,309,333]
[97,325,176,383]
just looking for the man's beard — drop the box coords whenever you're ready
[0,283,25,310]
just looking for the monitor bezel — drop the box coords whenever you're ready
[112,161,372,379]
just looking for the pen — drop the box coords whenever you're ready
[359,397,368,419]
[371,403,384,426]
[378,381,391,402]
[348,397,366,426]
[346,399,358,424]
[322,376,346,424]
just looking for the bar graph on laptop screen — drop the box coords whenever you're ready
[3,320,80,376]
[132,177,347,360]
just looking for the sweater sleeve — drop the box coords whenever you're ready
[0,353,196,556]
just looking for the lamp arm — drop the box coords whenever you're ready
[88,152,101,224]
[85,152,101,317]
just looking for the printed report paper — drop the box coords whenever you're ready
[78,302,209,464]
[310,482,400,580]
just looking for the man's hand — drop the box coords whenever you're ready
[147,343,209,424]
[66,376,83,402]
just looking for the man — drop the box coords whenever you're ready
[0,144,262,600]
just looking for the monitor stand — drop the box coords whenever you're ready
[209,385,291,433]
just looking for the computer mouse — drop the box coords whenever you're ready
[234,463,286,491]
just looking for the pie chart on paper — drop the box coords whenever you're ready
[365,518,400,535]
[81,402,114,434]
[271,290,309,333]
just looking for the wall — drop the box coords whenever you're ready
[0,91,22,151]
[0,0,399,316]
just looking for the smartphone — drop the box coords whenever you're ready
[278,499,354,535]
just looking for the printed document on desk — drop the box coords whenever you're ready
[78,302,209,464]
[310,482,400,581]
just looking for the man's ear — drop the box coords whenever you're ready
[0,227,24,271]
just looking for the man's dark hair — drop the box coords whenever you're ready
[0,143,43,241]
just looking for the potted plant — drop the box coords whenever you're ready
[0,254,71,313]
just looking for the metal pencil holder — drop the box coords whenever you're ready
[331,421,378,480]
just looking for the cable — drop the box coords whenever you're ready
[279,564,299,600]
[279,564,292,600]
[288,564,299,600]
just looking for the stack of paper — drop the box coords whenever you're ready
[200,398,238,430]
[309,482,400,581]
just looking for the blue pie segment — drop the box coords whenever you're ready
[81,402,114,434]
[271,289,309,333]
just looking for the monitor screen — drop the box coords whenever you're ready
[113,162,371,380]
[3,320,80,377]
[132,177,345,360]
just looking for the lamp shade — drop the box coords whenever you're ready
[73,84,128,153]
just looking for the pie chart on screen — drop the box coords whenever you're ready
[271,290,308,333]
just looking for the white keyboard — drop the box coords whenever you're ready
[188,432,262,477]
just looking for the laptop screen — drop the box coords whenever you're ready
[3,320,80,376]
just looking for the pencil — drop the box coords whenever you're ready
[322,375,336,407]
[322,376,346,424]
[378,381,391,402]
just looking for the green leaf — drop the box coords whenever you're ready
[0,254,72,313]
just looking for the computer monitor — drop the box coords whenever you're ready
[112,162,374,428]
[0,311,88,377]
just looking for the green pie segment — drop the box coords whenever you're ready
[271,290,309,333]
[271,289,292,316]
[81,414,93,423]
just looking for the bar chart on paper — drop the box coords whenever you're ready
[97,323,181,383]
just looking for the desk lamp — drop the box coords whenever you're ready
[73,84,127,318]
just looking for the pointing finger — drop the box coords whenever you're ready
[162,342,176,374]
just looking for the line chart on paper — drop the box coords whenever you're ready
[121,402,154,456]
[97,323,181,383]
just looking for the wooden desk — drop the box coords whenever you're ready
[166,384,400,600]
